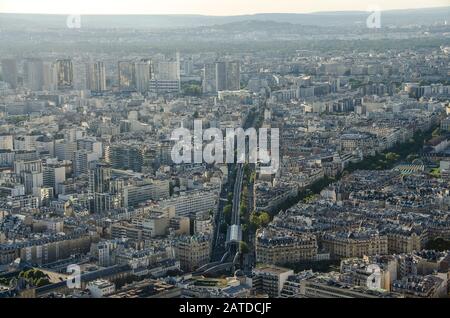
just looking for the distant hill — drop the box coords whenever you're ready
[0,6,448,30]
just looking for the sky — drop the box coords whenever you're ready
[0,0,449,15]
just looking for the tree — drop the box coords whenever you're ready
[223,204,232,224]
[430,168,440,179]
[169,183,174,196]
[385,152,399,162]
[18,269,50,287]
[243,164,250,178]
[183,84,202,97]
[239,241,250,254]
[240,204,248,216]
[241,223,249,236]
[219,223,228,234]
[6,115,28,125]
[259,212,271,226]
[250,171,256,183]
[250,212,261,229]
[425,237,450,251]
[224,204,232,215]
[303,194,316,203]
[35,278,50,287]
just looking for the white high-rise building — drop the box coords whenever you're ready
[54,140,77,161]
[149,61,180,94]
[118,60,136,92]
[24,58,44,91]
[42,61,58,91]
[226,61,240,91]
[215,61,227,91]
[77,138,103,159]
[43,163,66,195]
[155,61,180,81]
[73,149,99,177]
[73,61,87,90]
[0,135,13,150]
[56,59,74,90]
[202,61,240,93]
[1,59,18,89]
[86,61,107,92]
[23,171,43,195]
[135,59,152,93]
[159,189,218,219]
[203,63,217,93]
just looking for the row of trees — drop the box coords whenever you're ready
[249,211,270,229]
[425,238,450,251]
[272,176,336,217]
[347,127,436,172]
[0,268,51,288]
[239,164,252,241]
[18,269,51,287]
[264,125,439,240]
[182,82,202,96]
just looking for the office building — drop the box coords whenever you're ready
[89,162,112,193]
[107,144,144,172]
[202,63,216,93]
[226,61,240,91]
[118,61,136,92]
[1,58,18,89]
[56,59,74,90]
[86,61,107,92]
[87,280,116,298]
[252,265,294,297]
[24,58,44,91]
[173,234,211,272]
[42,61,58,91]
[322,231,388,259]
[256,228,318,265]
[43,163,66,195]
[135,59,152,93]
[149,61,180,94]
[202,61,240,93]
[159,189,218,220]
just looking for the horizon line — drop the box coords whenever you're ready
[0,5,448,17]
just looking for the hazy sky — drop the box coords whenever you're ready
[0,0,449,15]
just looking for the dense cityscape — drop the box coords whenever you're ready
[0,3,450,301]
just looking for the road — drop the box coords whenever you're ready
[232,164,244,226]
[199,107,263,274]
[211,170,232,262]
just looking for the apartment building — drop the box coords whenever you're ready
[173,234,211,272]
[256,228,318,265]
[251,265,294,297]
[321,230,388,259]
